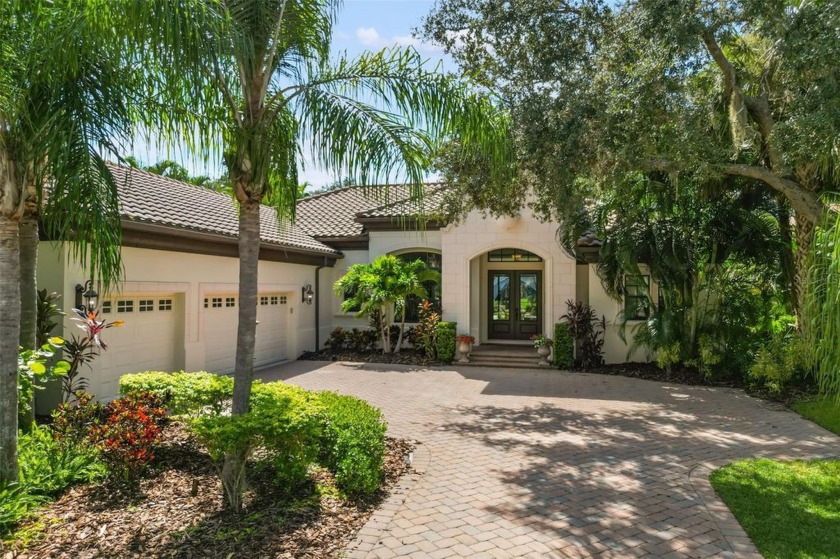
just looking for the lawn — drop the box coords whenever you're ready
[793,396,840,436]
[710,459,840,559]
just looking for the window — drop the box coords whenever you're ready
[211,297,222,308]
[159,299,172,311]
[624,275,651,320]
[396,251,442,323]
[139,299,154,312]
[279,295,287,305]
[260,296,269,306]
[487,248,542,262]
[225,297,236,308]
[204,298,209,308]
[117,300,134,313]
[100,301,112,314]
[270,296,278,305]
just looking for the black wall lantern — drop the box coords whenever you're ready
[301,284,314,305]
[75,280,99,312]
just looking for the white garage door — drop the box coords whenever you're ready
[96,294,179,396]
[202,293,288,374]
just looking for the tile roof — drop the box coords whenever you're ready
[355,185,447,219]
[107,163,340,256]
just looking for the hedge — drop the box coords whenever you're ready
[436,321,457,363]
[553,323,574,369]
[120,371,234,416]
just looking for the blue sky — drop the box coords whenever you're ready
[130,1,455,190]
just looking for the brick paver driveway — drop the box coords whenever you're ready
[259,361,839,558]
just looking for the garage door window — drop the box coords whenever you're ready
[212,297,222,308]
[260,296,269,306]
[101,300,112,314]
[279,295,287,304]
[117,300,134,313]
[225,297,236,307]
[270,296,278,305]
[159,299,172,311]
[139,299,154,312]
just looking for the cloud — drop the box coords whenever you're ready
[355,27,442,54]
[356,27,380,46]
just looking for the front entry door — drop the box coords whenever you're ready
[489,271,541,340]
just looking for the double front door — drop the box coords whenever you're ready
[489,271,541,340]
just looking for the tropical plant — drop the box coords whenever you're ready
[435,321,457,363]
[0,0,154,484]
[120,0,511,509]
[560,300,604,370]
[413,300,441,359]
[18,339,71,432]
[35,290,63,347]
[552,323,574,369]
[120,371,233,416]
[60,309,124,402]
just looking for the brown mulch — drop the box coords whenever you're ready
[7,424,416,559]
[583,362,735,386]
[300,349,443,367]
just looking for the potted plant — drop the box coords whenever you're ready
[530,334,553,366]
[455,334,475,363]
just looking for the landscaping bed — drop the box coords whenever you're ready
[585,362,736,386]
[6,423,415,559]
[300,348,443,367]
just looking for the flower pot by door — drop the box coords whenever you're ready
[536,344,551,367]
[458,341,472,363]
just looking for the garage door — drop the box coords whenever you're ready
[96,294,180,396]
[202,293,288,374]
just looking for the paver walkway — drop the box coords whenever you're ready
[259,361,839,558]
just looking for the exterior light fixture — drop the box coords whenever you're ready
[302,284,314,305]
[75,279,99,312]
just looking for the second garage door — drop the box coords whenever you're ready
[202,293,289,373]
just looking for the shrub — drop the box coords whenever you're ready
[561,300,605,369]
[120,371,234,416]
[191,382,325,494]
[51,391,104,447]
[89,391,168,484]
[552,323,574,369]
[750,331,808,396]
[436,321,457,363]
[318,391,387,495]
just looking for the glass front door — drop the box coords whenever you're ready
[488,271,541,340]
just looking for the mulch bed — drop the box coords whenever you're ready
[300,349,443,367]
[583,362,734,386]
[6,424,415,559]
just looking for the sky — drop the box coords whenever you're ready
[129,0,456,190]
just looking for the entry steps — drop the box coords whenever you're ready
[459,343,550,370]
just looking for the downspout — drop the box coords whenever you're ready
[314,259,328,351]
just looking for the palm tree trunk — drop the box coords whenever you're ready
[18,215,38,432]
[394,304,406,353]
[794,215,815,319]
[0,214,21,484]
[232,199,260,414]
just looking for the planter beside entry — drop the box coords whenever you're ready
[456,334,475,363]
[531,334,553,367]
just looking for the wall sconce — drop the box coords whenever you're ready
[75,279,99,312]
[301,284,314,305]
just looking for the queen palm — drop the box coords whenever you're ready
[127,0,511,507]
[0,1,143,483]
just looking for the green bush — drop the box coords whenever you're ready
[552,323,574,369]
[318,391,387,496]
[749,332,808,396]
[120,371,234,416]
[436,321,457,363]
[191,382,325,489]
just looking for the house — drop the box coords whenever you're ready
[36,164,652,405]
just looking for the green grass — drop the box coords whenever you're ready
[710,459,840,559]
[793,396,840,436]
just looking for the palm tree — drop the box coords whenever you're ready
[125,0,512,507]
[0,1,146,483]
[392,259,440,353]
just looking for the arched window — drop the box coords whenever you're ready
[396,251,442,323]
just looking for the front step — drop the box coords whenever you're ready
[456,344,552,370]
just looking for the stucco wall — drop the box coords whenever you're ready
[440,208,577,342]
[38,242,326,400]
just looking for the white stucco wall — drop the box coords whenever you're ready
[440,208,577,343]
[37,242,328,400]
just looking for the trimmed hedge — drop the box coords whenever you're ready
[436,321,457,363]
[119,371,234,416]
[318,391,387,495]
[553,323,574,369]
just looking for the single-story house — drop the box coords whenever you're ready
[36,164,653,405]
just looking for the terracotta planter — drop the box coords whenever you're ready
[458,341,472,363]
[536,344,551,366]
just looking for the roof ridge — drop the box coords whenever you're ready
[108,161,232,202]
[298,181,446,204]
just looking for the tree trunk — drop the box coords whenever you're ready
[18,215,38,433]
[794,215,815,318]
[231,199,260,415]
[777,198,797,308]
[394,304,406,354]
[0,215,21,484]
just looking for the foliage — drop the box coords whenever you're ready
[552,323,574,369]
[560,300,604,370]
[335,256,440,354]
[61,308,125,402]
[749,324,807,396]
[190,382,325,504]
[435,322,457,364]
[324,327,378,353]
[803,204,840,399]
[120,371,234,416]
[51,391,104,448]
[710,459,840,559]
[18,340,71,430]
[35,290,63,347]
[529,334,551,348]
[318,391,387,496]
[793,397,840,437]
[88,391,167,485]
[412,300,440,359]
[455,334,475,344]
[124,157,228,193]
